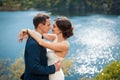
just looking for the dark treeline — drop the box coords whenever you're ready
[0,0,120,15]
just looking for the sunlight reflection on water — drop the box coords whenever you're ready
[69,15,120,78]
[0,11,119,79]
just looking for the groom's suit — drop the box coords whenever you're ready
[20,35,55,80]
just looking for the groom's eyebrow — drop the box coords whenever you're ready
[48,23,50,26]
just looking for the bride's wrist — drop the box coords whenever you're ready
[27,29,32,34]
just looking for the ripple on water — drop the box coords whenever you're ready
[70,16,120,78]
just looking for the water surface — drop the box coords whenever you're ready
[0,11,120,79]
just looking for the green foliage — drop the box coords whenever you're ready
[0,0,119,15]
[62,59,73,75]
[0,57,73,80]
[9,57,24,80]
[0,58,120,80]
[0,59,10,80]
[95,61,120,80]
[0,58,24,80]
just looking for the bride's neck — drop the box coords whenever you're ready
[57,33,66,42]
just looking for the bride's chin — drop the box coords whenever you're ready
[52,32,56,35]
[52,32,54,34]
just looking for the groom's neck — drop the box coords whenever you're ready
[35,28,43,35]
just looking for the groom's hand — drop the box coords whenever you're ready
[54,60,61,71]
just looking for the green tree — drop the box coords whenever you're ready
[96,61,120,80]
[0,59,11,80]
[9,57,24,80]
[0,57,73,80]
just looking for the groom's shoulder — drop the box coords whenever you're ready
[27,36,41,47]
[27,36,37,44]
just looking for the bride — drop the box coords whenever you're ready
[19,16,73,80]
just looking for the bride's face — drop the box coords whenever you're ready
[52,21,61,34]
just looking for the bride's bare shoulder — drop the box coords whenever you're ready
[61,40,70,49]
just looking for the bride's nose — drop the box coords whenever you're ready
[51,26,53,29]
[51,27,54,32]
[49,26,51,29]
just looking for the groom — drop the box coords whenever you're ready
[20,13,61,80]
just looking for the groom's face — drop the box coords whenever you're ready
[41,19,51,33]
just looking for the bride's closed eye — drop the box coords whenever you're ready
[53,24,56,28]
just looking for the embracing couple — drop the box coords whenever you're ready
[18,13,73,80]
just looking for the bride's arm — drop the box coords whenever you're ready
[28,29,69,52]
[43,33,56,41]
[18,29,29,42]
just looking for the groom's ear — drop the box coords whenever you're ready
[38,23,43,29]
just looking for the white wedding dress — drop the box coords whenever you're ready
[46,37,64,80]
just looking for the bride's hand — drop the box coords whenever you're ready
[18,29,28,42]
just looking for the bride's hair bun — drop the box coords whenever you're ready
[54,16,73,39]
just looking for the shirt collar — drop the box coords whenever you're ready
[32,30,42,38]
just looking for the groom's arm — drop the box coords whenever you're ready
[27,42,56,75]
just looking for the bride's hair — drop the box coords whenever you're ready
[54,16,73,39]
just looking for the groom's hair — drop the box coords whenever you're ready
[33,13,50,29]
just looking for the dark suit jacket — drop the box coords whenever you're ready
[20,36,55,80]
